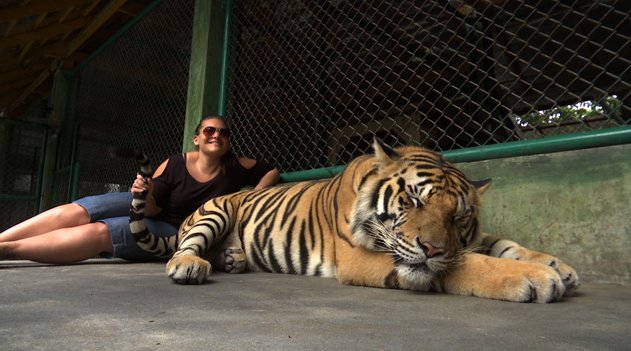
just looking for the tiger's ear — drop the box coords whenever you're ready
[468,178,492,194]
[373,137,401,168]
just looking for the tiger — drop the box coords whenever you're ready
[119,139,580,303]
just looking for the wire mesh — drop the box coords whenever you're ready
[50,0,195,207]
[0,120,46,232]
[226,0,631,173]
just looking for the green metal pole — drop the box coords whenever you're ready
[280,165,346,183]
[33,128,49,214]
[67,124,80,203]
[183,0,225,152]
[218,0,233,119]
[68,162,80,202]
[279,126,631,183]
[441,125,631,163]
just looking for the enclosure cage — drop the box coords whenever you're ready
[1,0,630,232]
[226,0,630,172]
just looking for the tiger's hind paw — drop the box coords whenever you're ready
[216,246,246,274]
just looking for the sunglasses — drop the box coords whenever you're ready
[202,126,231,138]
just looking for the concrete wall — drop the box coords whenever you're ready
[456,144,631,284]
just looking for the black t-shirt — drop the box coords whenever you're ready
[151,153,275,227]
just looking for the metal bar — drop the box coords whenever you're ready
[279,126,631,182]
[33,128,49,214]
[218,0,233,118]
[442,125,631,163]
[68,162,80,202]
[280,165,346,183]
[66,123,80,203]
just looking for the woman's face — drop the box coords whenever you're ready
[194,118,231,156]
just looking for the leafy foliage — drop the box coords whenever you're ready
[516,96,622,127]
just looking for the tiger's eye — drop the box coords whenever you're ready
[411,198,423,208]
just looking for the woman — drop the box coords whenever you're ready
[0,116,280,264]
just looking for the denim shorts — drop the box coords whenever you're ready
[73,192,178,262]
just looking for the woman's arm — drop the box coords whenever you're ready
[238,157,280,189]
[254,167,280,189]
[131,158,169,217]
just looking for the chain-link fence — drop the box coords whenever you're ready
[50,0,195,208]
[226,0,630,173]
[0,118,47,232]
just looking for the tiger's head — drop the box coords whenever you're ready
[349,139,490,287]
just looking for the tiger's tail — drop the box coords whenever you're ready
[109,148,176,258]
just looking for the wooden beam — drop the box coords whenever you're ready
[0,91,22,108]
[0,76,34,95]
[18,11,47,59]
[59,6,76,23]
[6,0,130,113]
[4,19,17,37]
[17,41,33,60]
[0,0,94,23]
[1,40,67,68]
[64,0,129,57]
[0,63,49,84]
[117,2,147,17]
[83,1,101,17]
[0,16,95,49]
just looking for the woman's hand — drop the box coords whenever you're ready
[131,174,153,195]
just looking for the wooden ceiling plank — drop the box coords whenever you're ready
[0,76,35,95]
[0,0,95,23]
[0,91,22,108]
[1,40,67,69]
[33,12,47,29]
[19,12,48,56]
[17,40,33,60]
[39,6,75,47]
[6,0,130,113]
[0,63,48,83]
[117,3,146,17]
[6,61,56,112]
[0,16,94,49]
[84,1,101,17]
[64,0,129,57]
[4,19,17,37]
[59,6,76,23]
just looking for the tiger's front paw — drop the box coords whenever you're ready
[166,256,212,284]
[555,261,580,296]
[497,264,566,303]
[520,251,580,296]
[444,254,566,303]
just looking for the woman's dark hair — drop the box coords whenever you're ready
[195,115,238,172]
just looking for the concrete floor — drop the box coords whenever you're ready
[1,259,630,351]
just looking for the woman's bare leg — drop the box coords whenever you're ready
[0,222,114,264]
[0,203,90,242]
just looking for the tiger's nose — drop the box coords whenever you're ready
[417,239,445,258]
